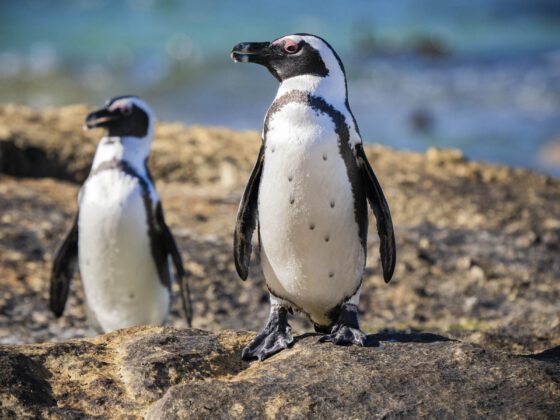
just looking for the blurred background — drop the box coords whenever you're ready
[1,0,559,176]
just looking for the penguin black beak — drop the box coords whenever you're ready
[84,108,120,130]
[230,42,271,64]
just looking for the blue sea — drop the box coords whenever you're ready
[1,0,560,176]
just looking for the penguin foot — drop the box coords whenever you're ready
[318,302,365,346]
[242,328,294,361]
[318,324,366,346]
[242,306,294,361]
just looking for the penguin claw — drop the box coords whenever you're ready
[319,324,366,346]
[242,329,294,361]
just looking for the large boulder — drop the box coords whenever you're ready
[1,326,558,418]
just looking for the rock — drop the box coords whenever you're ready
[1,326,558,418]
[0,327,250,418]
[413,35,452,59]
[409,108,435,133]
[468,265,486,282]
[538,137,560,170]
[0,105,261,184]
[425,147,464,164]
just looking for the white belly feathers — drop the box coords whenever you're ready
[258,101,364,325]
[78,169,169,332]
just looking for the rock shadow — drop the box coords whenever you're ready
[294,329,453,348]
[0,350,56,409]
[523,345,560,363]
[364,330,454,347]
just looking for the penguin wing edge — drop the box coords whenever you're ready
[154,202,193,327]
[356,145,396,283]
[234,143,265,281]
[49,213,79,317]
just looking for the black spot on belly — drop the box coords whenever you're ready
[328,271,334,278]
[324,235,330,242]
[263,91,369,255]
[288,176,293,182]
[330,200,335,208]
[129,293,135,299]
[309,223,315,230]
[289,195,295,205]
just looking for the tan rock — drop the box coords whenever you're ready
[1,326,559,418]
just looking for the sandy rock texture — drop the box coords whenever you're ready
[1,326,559,418]
[0,104,559,417]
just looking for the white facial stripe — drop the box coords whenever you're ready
[108,97,153,119]
[301,36,326,52]
[302,36,342,76]
[272,35,303,45]
[109,99,132,113]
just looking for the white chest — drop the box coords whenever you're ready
[258,102,365,324]
[78,170,169,332]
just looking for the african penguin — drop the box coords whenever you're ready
[231,34,396,360]
[49,95,192,333]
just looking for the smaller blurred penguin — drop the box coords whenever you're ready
[49,96,192,332]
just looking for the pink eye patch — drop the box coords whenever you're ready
[273,38,300,54]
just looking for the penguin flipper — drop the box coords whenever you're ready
[49,213,79,317]
[355,144,396,283]
[234,143,265,280]
[154,202,193,327]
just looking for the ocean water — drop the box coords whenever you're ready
[1,0,560,176]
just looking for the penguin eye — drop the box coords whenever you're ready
[284,40,300,54]
[121,104,133,116]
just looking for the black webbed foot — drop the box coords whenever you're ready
[319,324,366,346]
[318,303,366,346]
[242,306,294,361]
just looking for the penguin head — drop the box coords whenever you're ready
[85,96,154,139]
[231,34,346,85]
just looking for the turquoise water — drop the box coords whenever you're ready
[1,0,560,175]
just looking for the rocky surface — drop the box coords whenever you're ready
[0,104,260,186]
[1,326,559,418]
[1,104,559,417]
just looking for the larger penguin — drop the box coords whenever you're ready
[231,34,396,360]
[49,96,192,332]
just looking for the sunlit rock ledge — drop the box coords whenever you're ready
[1,326,559,418]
